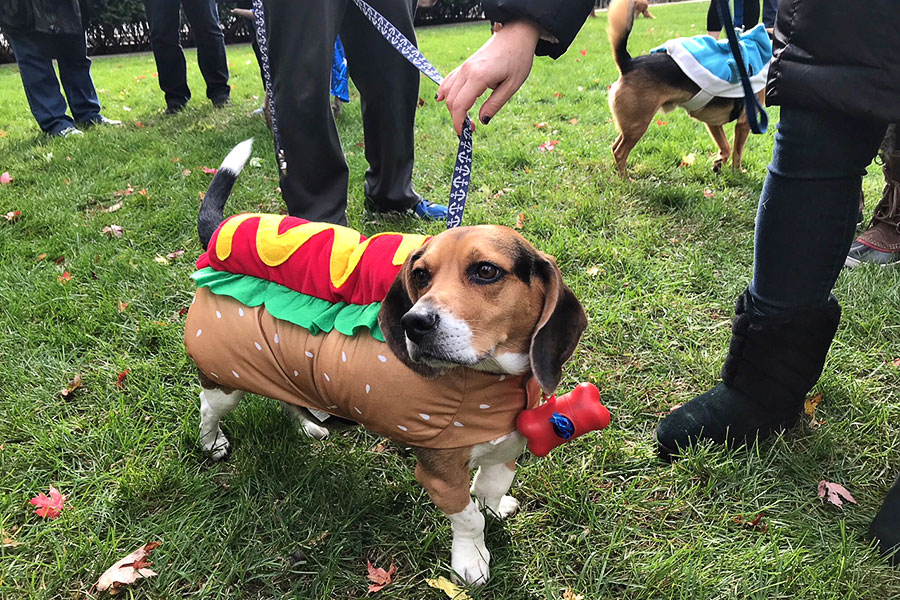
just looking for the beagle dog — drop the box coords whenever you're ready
[185,141,587,585]
[607,0,766,177]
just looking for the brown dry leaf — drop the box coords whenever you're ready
[514,212,526,229]
[94,541,161,594]
[165,249,186,260]
[4,210,21,222]
[117,302,129,313]
[818,480,857,509]
[2,530,20,548]
[0,129,8,138]
[59,373,83,398]
[890,358,900,368]
[102,225,124,238]
[104,201,124,213]
[569,118,579,125]
[804,394,822,417]
[732,512,769,533]
[563,589,585,600]
[371,440,388,453]
[366,560,396,592]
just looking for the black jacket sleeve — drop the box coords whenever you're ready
[482,0,595,59]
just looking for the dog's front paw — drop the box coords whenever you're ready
[496,495,520,519]
[202,427,231,461]
[451,538,491,586]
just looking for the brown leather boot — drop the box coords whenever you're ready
[846,128,900,267]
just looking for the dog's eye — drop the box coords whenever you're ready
[411,267,431,288]
[470,262,504,284]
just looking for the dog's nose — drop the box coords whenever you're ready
[401,310,439,344]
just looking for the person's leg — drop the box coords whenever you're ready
[340,0,424,212]
[871,473,900,565]
[656,106,887,457]
[262,0,349,224]
[762,0,777,29]
[143,0,191,110]
[707,0,722,37]
[53,33,103,123]
[6,31,76,134]
[743,0,760,28]
[180,0,230,103]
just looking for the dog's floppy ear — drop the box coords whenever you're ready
[530,256,587,395]
[378,258,443,379]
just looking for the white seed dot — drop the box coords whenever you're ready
[210,372,219,378]
[327,405,337,409]
[231,370,240,379]
[354,407,362,415]
[191,296,196,304]
[254,342,262,351]
[419,413,431,420]
[323,372,330,382]
[215,310,222,319]
[195,329,202,337]
[377,355,387,363]
[453,421,464,427]
[479,404,490,409]
[293,370,299,377]
[365,384,371,393]
[305,351,314,358]
[274,333,279,344]
[499,374,506,381]
[342,351,347,362]
[397,425,408,432]
[238,307,245,317]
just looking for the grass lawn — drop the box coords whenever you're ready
[2,2,900,598]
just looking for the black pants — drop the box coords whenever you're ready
[262,0,422,224]
[707,0,760,31]
[143,0,231,108]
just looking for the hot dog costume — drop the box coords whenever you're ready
[185,214,540,449]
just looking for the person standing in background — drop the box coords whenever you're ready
[141,0,230,114]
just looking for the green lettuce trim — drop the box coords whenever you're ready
[191,267,385,341]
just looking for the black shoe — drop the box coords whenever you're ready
[212,97,232,109]
[870,474,900,566]
[78,115,122,128]
[655,290,841,459]
[845,240,900,268]
[165,103,186,115]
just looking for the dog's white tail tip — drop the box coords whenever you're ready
[219,138,254,175]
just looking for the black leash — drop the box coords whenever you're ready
[715,0,768,134]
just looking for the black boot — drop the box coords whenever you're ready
[871,474,900,566]
[655,289,841,459]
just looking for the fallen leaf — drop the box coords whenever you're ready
[182,168,192,177]
[154,256,170,265]
[135,121,144,128]
[122,106,132,112]
[166,249,185,260]
[94,541,162,594]
[680,152,696,167]
[116,369,130,389]
[804,394,822,417]
[889,358,900,368]
[59,373,83,398]
[0,129,8,138]
[426,576,471,600]
[137,188,147,196]
[563,589,585,600]
[4,210,21,222]
[201,167,218,174]
[2,532,19,548]
[0,172,12,184]
[178,306,190,317]
[553,92,562,98]
[579,49,587,56]
[539,140,561,152]
[117,302,129,312]
[104,201,124,213]
[366,560,396,592]
[172,156,180,162]
[703,188,715,198]
[514,212,526,229]
[732,512,769,532]
[58,271,72,283]
[818,480,857,509]
[113,185,134,197]
[523,168,533,174]
[371,440,388,453]
[54,256,65,264]
[198,191,206,200]
[656,118,667,126]
[30,486,67,519]
[418,97,426,107]
[535,122,547,128]
[569,118,579,125]
[37,253,48,261]
[102,225,124,238]
[587,266,601,276]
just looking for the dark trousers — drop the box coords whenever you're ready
[262,0,422,224]
[707,0,760,31]
[142,0,230,107]
[749,107,888,314]
[762,0,777,28]
[7,30,102,134]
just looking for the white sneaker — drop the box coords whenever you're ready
[55,127,84,137]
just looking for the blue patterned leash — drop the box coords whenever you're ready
[715,0,768,133]
[350,0,473,228]
[250,0,287,175]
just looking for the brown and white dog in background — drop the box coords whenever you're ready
[607,0,763,176]
[188,144,587,585]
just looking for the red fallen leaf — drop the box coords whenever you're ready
[514,212,526,229]
[703,188,715,198]
[417,97,426,108]
[1,171,12,184]
[732,512,768,532]
[198,191,206,200]
[117,302,129,312]
[553,92,562,98]
[137,188,147,196]
[535,122,547,128]
[580,49,587,56]
[30,486,67,519]
[172,157,180,162]
[59,373,83,398]
[889,358,900,368]
[818,480,857,508]
[355,142,365,149]
[201,167,218,174]
[178,306,190,317]
[94,541,162,594]
[182,168,192,177]
[4,210,21,222]
[166,249,186,260]
[538,140,561,152]
[113,185,134,197]
[656,118,667,126]
[102,225,124,238]
[0,129,8,138]
[135,121,144,128]
[54,256,65,264]
[366,560,396,592]
[116,369,130,389]
[58,271,72,283]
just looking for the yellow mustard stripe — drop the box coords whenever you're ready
[214,214,428,289]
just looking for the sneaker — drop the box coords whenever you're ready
[212,97,232,109]
[53,126,83,137]
[845,239,900,268]
[79,115,122,127]
[413,199,449,221]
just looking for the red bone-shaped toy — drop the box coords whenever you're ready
[516,383,611,457]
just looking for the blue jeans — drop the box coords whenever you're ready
[7,31,102,134]
[749,107,887,314]
[142,0,230,107]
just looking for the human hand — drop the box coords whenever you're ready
[436,20,541,136]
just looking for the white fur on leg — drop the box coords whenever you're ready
[199,387,243,460]
[279,402,330,440]
[448,500,490,586]
[471,463,518,518]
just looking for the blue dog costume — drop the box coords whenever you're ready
[652,24,772,112]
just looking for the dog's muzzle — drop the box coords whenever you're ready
[401,309,439,346]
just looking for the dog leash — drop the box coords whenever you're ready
[715,0,768,133]
[250,0,473,229]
